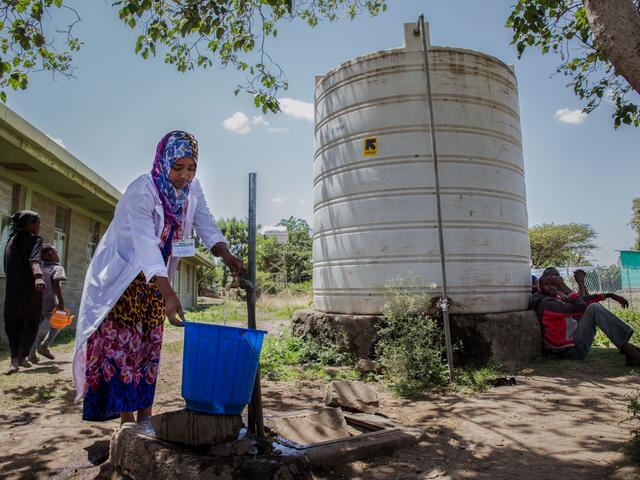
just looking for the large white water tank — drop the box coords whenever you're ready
[313,23,530,315]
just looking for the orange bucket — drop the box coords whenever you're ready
[49,307,75,329]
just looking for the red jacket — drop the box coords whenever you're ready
[530,292,605,350]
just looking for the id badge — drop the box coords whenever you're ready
[172,238,196,258]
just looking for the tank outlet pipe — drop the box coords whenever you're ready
[414,14,454,382]
[246,172,265,437]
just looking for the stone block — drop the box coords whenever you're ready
[356,358,382,374]
[292,309,541,367]
[324,381,379,414]
[450,310,541,366]
[150,409,243,446]
[292,309,380,358]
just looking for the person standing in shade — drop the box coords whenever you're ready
[73,130,244,434]
[28,244,67,363]
[3,210,44,375]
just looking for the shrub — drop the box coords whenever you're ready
[376,284,449,396]
[260,328,355,382]
[625,390,640,460]
[595,309,640,348]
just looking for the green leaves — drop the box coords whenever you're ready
[0,0,81,103]
[506,0,639,129]
[116,0,387,113]
[0,1,387,111]
[529,223,597,268]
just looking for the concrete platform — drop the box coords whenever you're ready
[292,309,541,366]
[103,410,423,480]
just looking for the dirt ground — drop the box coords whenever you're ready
[2,321,640,480]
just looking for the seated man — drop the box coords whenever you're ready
[531,275,640,364]
[542,267,629,307]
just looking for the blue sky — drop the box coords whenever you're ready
[6,0,639,265]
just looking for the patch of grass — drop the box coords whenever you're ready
[536,347,638,378]
[185,294,311,326]
[259,328,357,383]
[258,294,312,320]
[185,301,245,324]
[453,366,502,394]
[594,309,640,348]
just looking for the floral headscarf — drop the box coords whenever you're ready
[152,130,198,249]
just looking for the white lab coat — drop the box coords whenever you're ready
[72,174,227,399]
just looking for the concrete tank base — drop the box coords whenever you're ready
[292,310,382,359]
[449,310,542,366]
[292,309,541,366]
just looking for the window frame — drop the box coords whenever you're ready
[53,205,71,268]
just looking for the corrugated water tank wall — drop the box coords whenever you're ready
[313,23,531,315]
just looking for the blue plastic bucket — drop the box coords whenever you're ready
[181,322,267,415]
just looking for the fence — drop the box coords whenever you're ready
[532,265,638,310]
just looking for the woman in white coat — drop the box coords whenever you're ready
[73,130,243,430]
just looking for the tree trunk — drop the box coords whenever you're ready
[584,0,640,94]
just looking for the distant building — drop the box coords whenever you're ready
[260,225,288,244]
[0,105,214,338]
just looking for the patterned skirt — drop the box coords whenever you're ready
[82,272,165,421]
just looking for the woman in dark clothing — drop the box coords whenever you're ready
[4,210,45,374]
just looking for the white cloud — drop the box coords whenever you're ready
[252,115,270,126]
[279,97,314,122]
[553,108,587,125]
[271,196,288,204]
[47,134,66,148]
[223,111,251,134]
[266,127,289,133]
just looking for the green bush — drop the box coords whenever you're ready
[260,328,356,382]
[625,390,640,460]
[594,309,640,348]
[287,280,312,296]
[376,285,449,396]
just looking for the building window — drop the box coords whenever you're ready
[88,220,100,264]
[0,179,19,274]
[186,265,192,292]
[53,206,70,266]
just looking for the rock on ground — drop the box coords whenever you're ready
[325,380,380,414]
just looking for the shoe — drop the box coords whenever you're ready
[37,345,55,360]
[17,358,32,368]
[4,359,19,375]
[28,354,39,364]
[135,417,156,437]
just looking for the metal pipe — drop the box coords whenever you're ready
[247,173,257,330]
[246,172,265,437]
[418,14,454,382]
